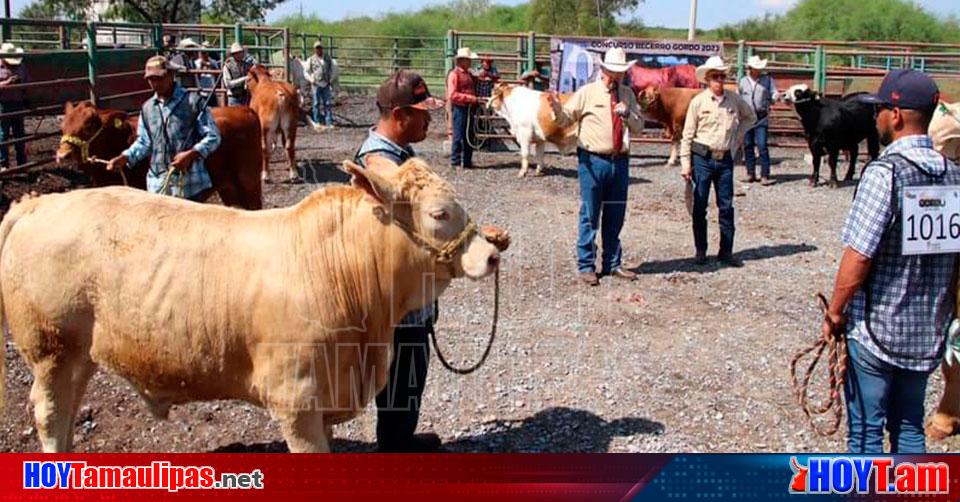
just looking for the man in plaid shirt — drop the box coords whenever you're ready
[108,55,221,201]
[823,69,960,453]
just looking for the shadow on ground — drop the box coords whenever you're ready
[211,406,664,453]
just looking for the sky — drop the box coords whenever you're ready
[6,0,958,27]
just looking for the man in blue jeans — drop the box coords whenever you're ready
[822,69,960,453]
[306,41,336,129]
[549,48,644,286]
[738,55,778,185]
[680,56,755,267]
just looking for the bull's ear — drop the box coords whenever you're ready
[341,160,397,207]
[64,101,74,113]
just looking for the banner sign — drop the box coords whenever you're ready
[549,37,724,93]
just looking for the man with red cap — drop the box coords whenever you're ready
[822,69,960,453]
[355,70,446,452]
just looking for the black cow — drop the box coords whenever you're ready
[784,84,880,188]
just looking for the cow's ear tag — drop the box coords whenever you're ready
[113,118,123,129]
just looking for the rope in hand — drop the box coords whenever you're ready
[430,268,500,375]
[157,165,187,198]
[789,293,848,436]
[88,156,128,187]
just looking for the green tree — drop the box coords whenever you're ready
[21,0,286,23]
[530,0,641,36]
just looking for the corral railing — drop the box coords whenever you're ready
[1,18,959,172]
[0,19,293,175]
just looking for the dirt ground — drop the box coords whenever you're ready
[2,95,958,453]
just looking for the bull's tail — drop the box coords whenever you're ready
[0,192,40,411]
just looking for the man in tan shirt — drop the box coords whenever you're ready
[549,47,644,286]
[680,56,755,267]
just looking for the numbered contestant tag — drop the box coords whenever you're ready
[902,185,960,255]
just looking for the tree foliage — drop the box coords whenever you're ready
[719,0,960,43]
[529,0,642,36]
[21,0,287,23]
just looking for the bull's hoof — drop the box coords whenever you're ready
[533,168,545,177]
[843,175,855,182]
[829,180,840,189]
[808,178,818,187]
[926,413,960,440]
[517,169,527,178]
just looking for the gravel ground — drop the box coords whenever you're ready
[2,95,959,453]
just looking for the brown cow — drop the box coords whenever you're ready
[638,85,702,167]
[57,101,264,210]
[247,64,299,182]
[0,156,506,453]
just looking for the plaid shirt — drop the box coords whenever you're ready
[123,84,219,199]
[842,134,960,371]
[355,128,435,328]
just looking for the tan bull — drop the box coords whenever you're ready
[0,157,507,453]
[927,103,960,440]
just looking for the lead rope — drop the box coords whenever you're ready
[430,268,500,375]
[789,293,848,436]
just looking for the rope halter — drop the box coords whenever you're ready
[60,117,123,164]
[392,215,478,266]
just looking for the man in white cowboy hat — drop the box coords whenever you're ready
[446,46,480,168]
[0,42,28,169]
[222,42,257,106]
[680,56,755,267]
[548,47,644,286]
[306,40,337,130]
[174,37,201,89]
[195,40,221,105]
[738,54,779,185]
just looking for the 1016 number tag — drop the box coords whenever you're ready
[902,185,960,256]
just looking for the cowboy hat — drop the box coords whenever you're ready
[229,42,244,54]
[696,56,730,83]
[313,40,323,49]
[177,37,200,50]
[600,47,633,73]
[455,47,478,60]
[746,55,768,70]
[0,43,24,66]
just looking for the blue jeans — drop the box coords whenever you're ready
[576,149,629,273]
[450,105,473,167]
[312,85,333,126]
[743,121,770,179]
[0,116,26,167]
[376,322,431,449]
[844,340,932,453]
[692,152,735,255]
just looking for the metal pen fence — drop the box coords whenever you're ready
[1,18,959,173]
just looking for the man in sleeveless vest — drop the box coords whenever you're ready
[355,70,445,452]
[822,69,960,453]
[107,55,221,202]
[223,43,256,106]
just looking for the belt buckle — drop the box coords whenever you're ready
[711,149,726,159]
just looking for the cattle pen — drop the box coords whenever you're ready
[2,17,960,454]
[1,19,959,179]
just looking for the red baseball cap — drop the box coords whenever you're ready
[377,70,444,111]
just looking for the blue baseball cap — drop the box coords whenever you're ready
[861,69,940,112]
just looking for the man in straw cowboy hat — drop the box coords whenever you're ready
[680,56,755,267]
[738,54,779,185]
[306,40,337,130]
[446,46,480,169]
[195,41,221,105]
[822,70,960,453]
[223,42,256,106]
[0,42,28,169]
[548,47,644,286]
[106,55,221,201]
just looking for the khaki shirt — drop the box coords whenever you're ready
[554,80,643,155]
[680,89,756,171]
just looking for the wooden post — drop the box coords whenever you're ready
[283,27,290,82]
[736,40,746,82]
[393,37,399,72]
[526,31,535,74]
